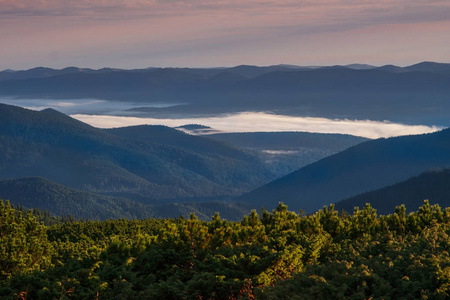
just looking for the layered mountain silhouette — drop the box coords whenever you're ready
[1,62,449,126]
[0,103,373,218]
[240,128,450,213]
[1,62,449,218]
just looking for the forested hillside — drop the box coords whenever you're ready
[335,169,450,215]
[207,131,368,175]
[0,177,251,221]
[106,125,253,161]
[2,200,450,299]
[241,128,450,213]
[0,177,151,220]
[0,104,273,204]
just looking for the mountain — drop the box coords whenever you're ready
[240,128,450,213]
[0,177,251,220]
[334,169,450,215]
[404,62,450,74]
[376,64,405,73]
[0,66,123,81]
[345,64,376,70]
[0,68,204,100]
[375,62,450,74]
[0,103,273,204]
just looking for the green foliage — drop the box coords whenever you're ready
[0,200,53,280]
[3,200,450,299]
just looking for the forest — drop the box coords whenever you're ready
[2,199,450,299]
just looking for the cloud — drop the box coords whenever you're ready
[70,112,442,139]
[1,0,449,27]
[1,0,449,69]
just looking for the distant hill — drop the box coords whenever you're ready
[0,66,124,81]
[240,128,450,213]
[403,62,450,74]
[0,177,251,220]
[345,64,376,70]
[0,103,273,204]
[335,169,450,215]
[376,62,450,74]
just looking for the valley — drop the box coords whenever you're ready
[0,103,366,220]
[0,63,449,220]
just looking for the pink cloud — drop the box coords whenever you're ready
[0,0,449,69]
[1,0,449,23]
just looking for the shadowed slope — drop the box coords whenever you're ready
[240,128,450,213]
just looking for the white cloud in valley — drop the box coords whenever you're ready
[71,112,441,139]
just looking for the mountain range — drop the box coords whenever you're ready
[1,62,449,127]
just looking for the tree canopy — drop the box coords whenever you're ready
[2,199,450,299]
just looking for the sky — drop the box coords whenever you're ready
[1,0,450,70]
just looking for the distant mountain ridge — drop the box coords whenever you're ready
[1,62,448,126]
[2,62,448,81]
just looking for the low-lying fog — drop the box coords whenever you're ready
[1,98,442,139]
[72,112,440,139]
